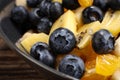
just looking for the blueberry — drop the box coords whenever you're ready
[27,0,40,8]
[58,54,85,79]
[38,0,51,17]
[82,6,103,24]
[92,29,115,54]
[11,6,28,24]
[37,17,52,34]
[62,0,80,10]
[29,8,41,25]
[107,0,120,10]
[49,28,76,54]
[49,2,64,22]
[30,42,55,67]
[93,0,109,12]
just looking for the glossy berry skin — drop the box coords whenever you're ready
[62,0,80,10]
[29,8,41,25]
[37,17,52,34]
[58,54,85,79]
[27,0,40,8]
[107,0,120,10]
[49,28,76,54]
[49,2,64,22]
[93,0,108,12]
[92,29,115,54]
[82,6,103,24]
[30,42,55,68]
[38,0,51,17]
[11,6,28,24]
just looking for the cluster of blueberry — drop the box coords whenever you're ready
[10,0,120,79]
[11,0,63,34]
[10,0,84,79]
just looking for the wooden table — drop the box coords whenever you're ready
[0,37,43,80]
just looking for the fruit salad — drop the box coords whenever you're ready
[9,0,120,79]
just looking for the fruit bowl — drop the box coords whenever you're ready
[0,0,77,80]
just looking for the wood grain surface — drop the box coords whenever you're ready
[0,37,44,80]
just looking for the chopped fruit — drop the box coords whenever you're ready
[30,42,55,68]
[101,11,120,37]
[49,28,76,54]
[95,54,120,76]
[76,21,101,49]
[50,10,78,35]
[15,0,27,8]
[82,6,103,24]
[74,7,85,29]
[101,10,112,25]
[58,54,85,79]
[113,37,120,56]
[21,33,49,53]
[52,0,62,3]
[78,0,93,7]
[92,29,115,54]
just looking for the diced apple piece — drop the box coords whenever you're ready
[21,33,49,53]
[50,10,78,35]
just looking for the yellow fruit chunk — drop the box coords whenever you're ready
[101,10,112,25]
[101,11,120,37]
[78,0,93,7]
[74,7,85,29]
[21,33,49,53]
[52,0,62,3]
[76,21,101,49]
[15,0,31,10]
[50,10,78,35]
[96,54,120,76]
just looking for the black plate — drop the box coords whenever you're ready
[0,0,77,80]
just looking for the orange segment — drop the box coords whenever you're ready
[78,0,93,7]
[96,54,120,76]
